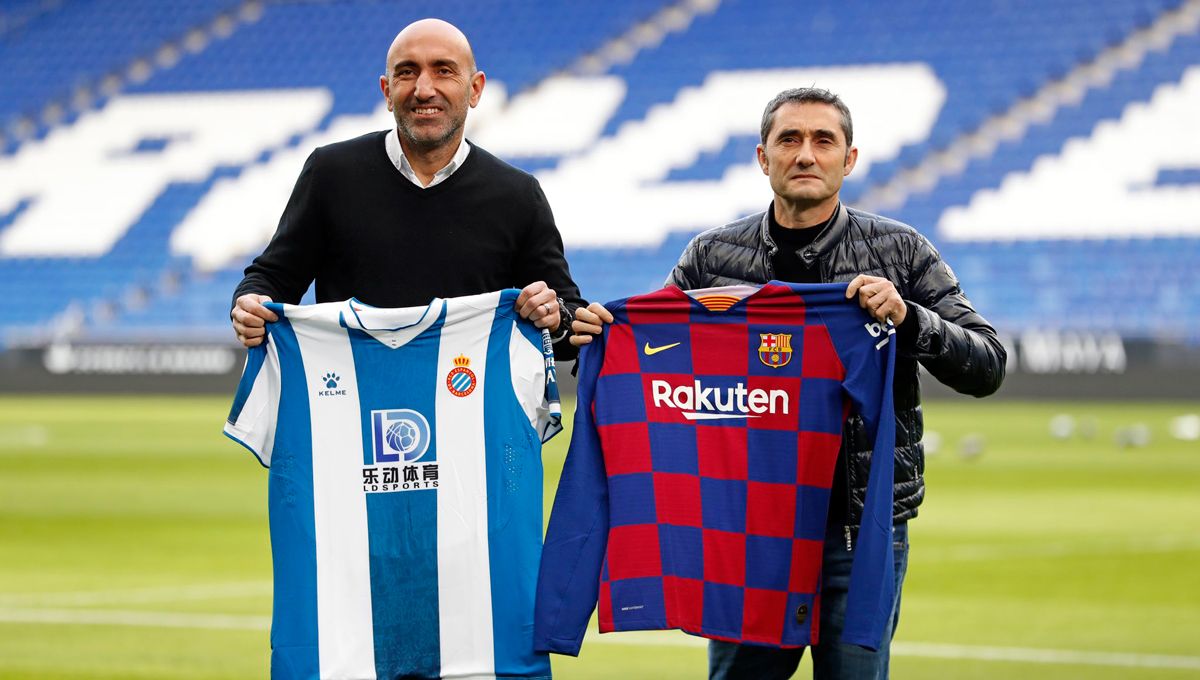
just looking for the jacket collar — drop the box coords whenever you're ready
[757,201,849,264]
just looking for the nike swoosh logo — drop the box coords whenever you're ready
[643,342,681,356]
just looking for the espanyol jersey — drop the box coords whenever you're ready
[224,289,561,680]
[534,282,896,654]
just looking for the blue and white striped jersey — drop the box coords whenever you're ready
[224,289,561,680]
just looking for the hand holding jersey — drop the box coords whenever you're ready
[569,275,907,347]
[235,280,566,348]
[231,293,277,348]
[568,302,615,347]
[844,275,907,327]
[513,280,567,334]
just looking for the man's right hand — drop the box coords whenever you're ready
[569,302,613,347]
[231,294,278,348]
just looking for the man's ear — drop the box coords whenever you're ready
[468,70,486,108]
[843,145,858,177]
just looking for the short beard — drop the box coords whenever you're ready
[395,115,462,154]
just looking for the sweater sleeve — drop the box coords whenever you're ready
[232,149,325,309]
[533,330,611,655]
[514,177,586,360]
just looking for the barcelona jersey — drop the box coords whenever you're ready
[534,282,897,653]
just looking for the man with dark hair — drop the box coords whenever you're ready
[760,87,854,151]
[571,86,1005,679]
[231,18,582,353]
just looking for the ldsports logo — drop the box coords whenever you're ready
[362,408,439,494]
[650,379,790,421]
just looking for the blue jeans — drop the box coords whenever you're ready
[709,522,909,680]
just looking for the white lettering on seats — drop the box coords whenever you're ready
[940,66,1200,240]
[0,91,331,258]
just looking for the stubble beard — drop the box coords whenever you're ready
[394,92,469,155]
[396,115,462,154]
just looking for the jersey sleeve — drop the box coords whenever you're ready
[533,328,612,655]
[223,336,282,467]
[509,320,563,443]
[818,302,899,651]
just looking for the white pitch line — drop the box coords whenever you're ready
[892,642,1200,671]
[1,608,1197,671]
[0,581,271,607]
[921,534,1200,562]
[0,608,269,630]
[0,425,49,449]
[580,634,1200,670]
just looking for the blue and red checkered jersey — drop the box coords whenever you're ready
[534,281,898,653]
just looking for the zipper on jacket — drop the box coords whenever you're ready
[844,524,853,552]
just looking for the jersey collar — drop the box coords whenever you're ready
[340,297,445,349]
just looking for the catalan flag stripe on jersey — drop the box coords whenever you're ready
[534,281,896,654]
[224,289,560,680]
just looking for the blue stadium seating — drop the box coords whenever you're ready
[124,0,669,115]
[0,0,672,343]
[602,0,1180,169]
[0,0,245,138]
[1,0,1198,348]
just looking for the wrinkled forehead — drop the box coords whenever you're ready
[769,102,846,141]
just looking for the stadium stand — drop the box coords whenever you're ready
[0,0,247,144]
[1,0,1199,351]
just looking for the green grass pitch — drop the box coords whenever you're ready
[1,395,1198,679]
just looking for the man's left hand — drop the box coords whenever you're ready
[515,281,561,331]
[846,274,907,326]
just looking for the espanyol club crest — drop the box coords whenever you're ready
[758,332,793,368]
[445,354,477,397]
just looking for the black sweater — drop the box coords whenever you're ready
[235,132,584,349]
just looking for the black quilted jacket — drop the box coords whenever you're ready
[666,203,1006,530]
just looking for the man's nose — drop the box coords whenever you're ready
[795,140,816,166]
[414,71,435,98]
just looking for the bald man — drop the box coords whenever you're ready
[231,18,583,356]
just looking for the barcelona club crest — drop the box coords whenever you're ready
[758,333,793,368]
[445,354,477,397]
